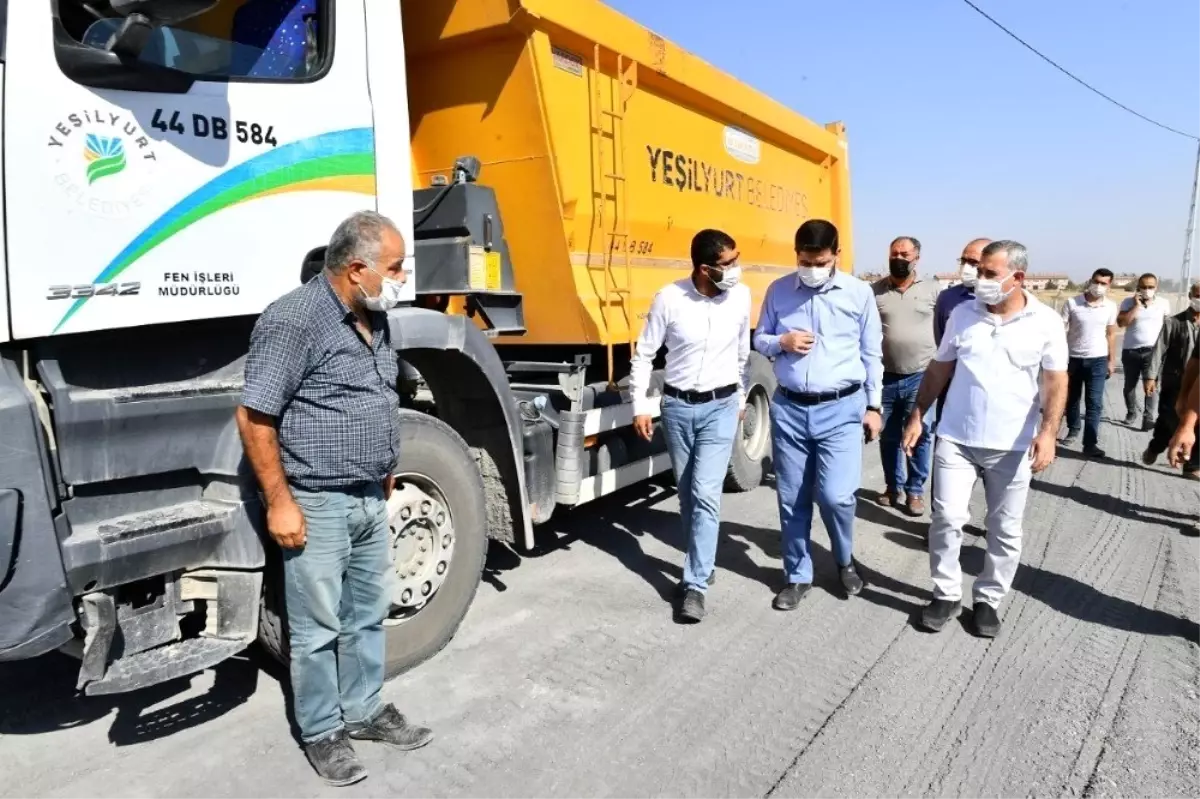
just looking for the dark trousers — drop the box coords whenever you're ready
[1148,384,1200,470]
[1121,346,1158,423]
[1066,356,1108,449]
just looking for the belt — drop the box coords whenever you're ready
[663,383,738,404]
[777,382,862,406]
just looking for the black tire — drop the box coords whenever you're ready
[725,351,777,492]
[258,410,489,679]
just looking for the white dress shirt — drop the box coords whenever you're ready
[1061,294,1117,358]
[629,278,751,416]
[935,292,1069,452]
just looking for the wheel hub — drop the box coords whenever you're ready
[387,477,454,620]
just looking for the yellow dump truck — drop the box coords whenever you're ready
[0,0,851,691]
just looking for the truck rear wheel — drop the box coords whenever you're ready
[725,351,777,492]
[258,410,489,679]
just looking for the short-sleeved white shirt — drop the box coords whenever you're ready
[936,292,1069,452]
[1061,294,1117,358]
[1118,295,1171,350]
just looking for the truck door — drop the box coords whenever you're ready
[4,0,393,340]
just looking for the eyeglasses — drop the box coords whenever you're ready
[958,257,980,267]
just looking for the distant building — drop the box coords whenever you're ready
[1111,273,1139,290]
[857,272,885,284]
[935,272,960,290]
[1024,273,1070,291]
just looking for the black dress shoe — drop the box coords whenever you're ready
[920,598,961,632]
[1083,446,1106,459]
[972,602,1002,638]
[346,704,434,750]
[304,729,368,787]
[839,562,864,597]
[773,583,811,611]
[676,589,705,623]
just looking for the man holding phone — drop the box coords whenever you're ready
[1116,272,1170,429]
[630,229,751,624]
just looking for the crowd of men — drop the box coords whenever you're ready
[632,221,1200,637]
[235,210,1200,787]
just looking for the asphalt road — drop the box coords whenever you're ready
[2,377,1198,798]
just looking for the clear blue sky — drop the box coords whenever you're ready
[605,0,1200,282]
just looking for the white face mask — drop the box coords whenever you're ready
[360,268,405,312]
[1138,287,1156,300]
[974,274,1014,306]
[797,266,833,288]
[1190,296,1200,312]
[711,265,742,292]
[959,264,978,288]
[1087,282,1109,298]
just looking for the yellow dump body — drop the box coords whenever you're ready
[403,0,853,348]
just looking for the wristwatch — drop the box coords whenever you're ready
[867,405,882,413]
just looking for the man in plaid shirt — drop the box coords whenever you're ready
[236,210,431,787]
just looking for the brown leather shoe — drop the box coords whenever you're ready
[877,489,900,507]
[905,495,925,516]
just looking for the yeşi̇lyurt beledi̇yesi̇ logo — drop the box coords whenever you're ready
[83,134,127,184]
[48,108,158,218]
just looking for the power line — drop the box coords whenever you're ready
[958,0,1199,141]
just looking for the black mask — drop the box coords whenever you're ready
[888,258,913,279]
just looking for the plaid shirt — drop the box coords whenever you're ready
[242,271,400,490]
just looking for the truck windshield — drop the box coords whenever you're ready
[59,0,325,80]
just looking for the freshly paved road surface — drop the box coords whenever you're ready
[2,377,1197,798]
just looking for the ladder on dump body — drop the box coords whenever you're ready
[592,45,638,388]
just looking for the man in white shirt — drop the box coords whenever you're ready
[902,240,1068,638]
[630,228,751,624]
[1059,268,1118,457]
[1116,272,1170,430]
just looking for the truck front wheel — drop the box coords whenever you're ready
[258,410,489,678]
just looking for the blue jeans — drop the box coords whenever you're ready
[770,389,864,584]
[1066,356,1108,449]
[285,484,392,742]
[880,371,934,497]
[661,394,740,593]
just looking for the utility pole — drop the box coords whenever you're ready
[1181,138,1200,300]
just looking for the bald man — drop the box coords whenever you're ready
[935,238,991,346]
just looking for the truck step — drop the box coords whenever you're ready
[83,637,248,696]
[63,499,239,593]
[87,500,235,544]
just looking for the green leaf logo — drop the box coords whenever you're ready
[84,134,127,184]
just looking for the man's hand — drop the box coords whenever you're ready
[901,411,923,455]
[633,414,654,442]
[1168,424,1196,468]
[383,473,396,500]
[267,497,307,549]
[1107,360,1116,378]
[1029,430,1056,473]
[780,330,815,355]
[862,408,883,443]
[1144,378,1157,396]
